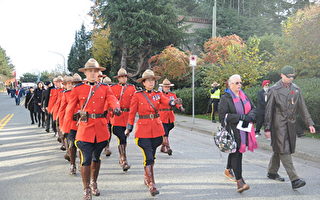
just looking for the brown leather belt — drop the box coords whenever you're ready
[139,114,160,119]
[87,113,106,119]
[121,108,130,112]
[159,108,173,111]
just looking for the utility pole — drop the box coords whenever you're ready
[48,51,67,74]
[212,0,217,38]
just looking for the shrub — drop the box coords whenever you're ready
[174,87,210,115]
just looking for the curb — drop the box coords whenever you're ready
[175,122,320,163]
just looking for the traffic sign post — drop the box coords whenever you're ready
[189,55,197,124]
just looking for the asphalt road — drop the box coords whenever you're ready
[0,92,320,200]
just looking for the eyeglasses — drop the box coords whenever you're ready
[232,82,242,85]
[285,74,295,79]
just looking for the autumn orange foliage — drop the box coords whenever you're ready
[202,34,244,64]
[149,45,190,81]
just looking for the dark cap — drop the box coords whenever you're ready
[281,65,295,75]
[44,81,51,86]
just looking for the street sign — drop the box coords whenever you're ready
[189,55,197,67]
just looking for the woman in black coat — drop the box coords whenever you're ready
[25,87,37,124]
[34,82,45,127]
[218,74,257,193]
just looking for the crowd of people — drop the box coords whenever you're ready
[19,60,316,199]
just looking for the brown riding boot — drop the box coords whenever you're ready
[118,144,130,171]
[143,166,148,186]
[104,144,112,157]
[164,136,172,155]
[144,165,159,196]
[236,178,250,193]
[90,161,101,196]
[80,165,91,200]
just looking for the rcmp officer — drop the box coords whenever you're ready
[102,76,113,157]
[64,58,121,200]
[158,78,185,155]
[57,76,74,161]
[47,76,63,136]
[63,73,83,175]
[110,68,136,171]
[125,69,182,196]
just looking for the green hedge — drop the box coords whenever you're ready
[245,78,320,130]
[174,87,210,115]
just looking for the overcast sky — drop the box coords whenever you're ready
[0,0,93,77]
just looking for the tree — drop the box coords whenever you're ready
[67,24,92,74]
[20,73,38,83]
[272,5,320,77]
[96,0,186,77]
[201,34,244,64]
[201,36,269,88]
[91,27,113,74]
[0,46,15,77]
[149,45,190,82]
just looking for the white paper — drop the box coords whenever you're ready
[236,120,253,132]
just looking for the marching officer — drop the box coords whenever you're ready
[158,78,185,156]
[103,76,113,157]
[125,69,182,196]
[47,76,63,136]
[110,68,136,171]
[64,58,121,200]
[57,75,74,161]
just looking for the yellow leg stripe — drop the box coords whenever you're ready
[135,138,147,166]
[74,140,84,166]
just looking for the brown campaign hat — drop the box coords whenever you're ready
[72,73,82,83]
[62,75,73,84]
[113,68,132,78]
[136,69,161,83]
[103,76,112,84]
[159,78,174,87]
[78,58,106,72]
[54,76,63,82]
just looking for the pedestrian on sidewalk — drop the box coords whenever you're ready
[64,58,121,200]
[255,80,270,137]
[125,69,182,196]
[218,74,257,193]
[41,81,53,132]
[208,81,221,123]
[264,65,316,190]
[110,68,136,171]
[25,87,37,124]
[159,78,185,156]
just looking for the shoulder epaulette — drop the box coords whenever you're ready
[74,83,84,88]
[110,83,117,87]
[64,90,72,93]
[101,83,109,86]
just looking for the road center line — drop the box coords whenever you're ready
[0,114,14,130]
[0,114,10,125]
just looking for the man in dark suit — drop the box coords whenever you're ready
[255,80,270,136]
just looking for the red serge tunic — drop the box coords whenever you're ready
[47,88,62,114]
[127,90,171,138]
[52,90,63,121]
[111,84,136,126]
[64,83,120,143]
[57,90,71,133]
[159,92,182,124]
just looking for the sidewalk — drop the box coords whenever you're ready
[175,114,320,163]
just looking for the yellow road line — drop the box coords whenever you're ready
[0,114,14,130]
[0,114,10,125]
